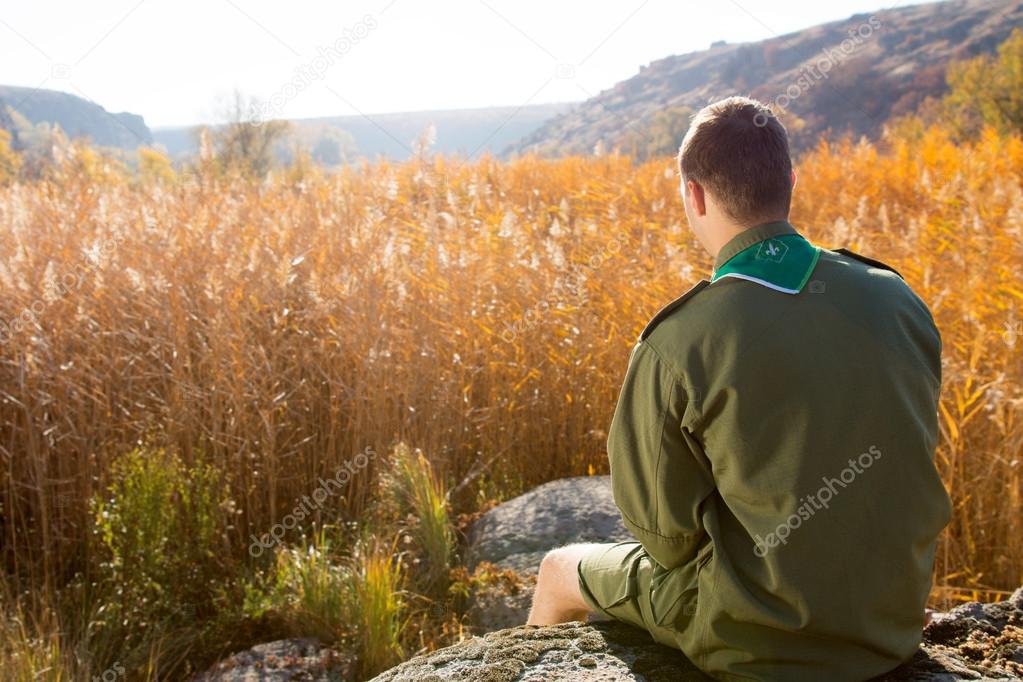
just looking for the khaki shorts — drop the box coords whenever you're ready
[576,540,704,651]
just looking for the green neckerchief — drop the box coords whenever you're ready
[711,221,821,295]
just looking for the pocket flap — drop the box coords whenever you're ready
[648,544,711,626]
[601,547,643,608]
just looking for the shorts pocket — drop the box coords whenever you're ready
[600,545,643,609]
[648,543,711,628]
[577,541,647,622]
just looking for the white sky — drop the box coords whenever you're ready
[0,0,918,128]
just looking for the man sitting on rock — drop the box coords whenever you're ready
[526,96,952,682]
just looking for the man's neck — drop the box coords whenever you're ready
[704,216,789,260]
[705,222,753,261]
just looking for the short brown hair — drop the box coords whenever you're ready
[677,96,792,225]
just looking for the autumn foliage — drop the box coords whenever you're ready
[0,121,1021,676]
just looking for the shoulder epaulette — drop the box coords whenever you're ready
[640,279,710,340]
[833,247,903,280]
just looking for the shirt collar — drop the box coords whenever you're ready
[713,220,799,272]
[710,221,820,295]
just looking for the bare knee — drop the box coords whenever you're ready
[538,544,594,586]
[528,544,594,626]
[538,546,577,581]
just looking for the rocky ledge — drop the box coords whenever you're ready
[370,620,705,681]
[369,587,1023,681]
[200,477,1023,681]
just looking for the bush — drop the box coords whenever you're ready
[943,28,1023,139]
[88,447,236,674]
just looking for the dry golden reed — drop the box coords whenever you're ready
[0,124,1020,610]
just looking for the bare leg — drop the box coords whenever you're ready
[526,543,602,626]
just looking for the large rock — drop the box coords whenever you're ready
[370,621,705,681]
[880,589,1023,680]
[449,474,1023,680]
[468,475,630,574]
[205,596,1023,682]
[205,477,1022,681]
[370,590,1023,681]
[193,639,352,681]
[465,476,632,632]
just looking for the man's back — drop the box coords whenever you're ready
[632,232,952,680]
[527,98,952,682]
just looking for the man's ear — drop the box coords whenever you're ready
[791,170,797,190]
[688,179,707,217]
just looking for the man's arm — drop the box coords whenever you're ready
[608,340,715,570]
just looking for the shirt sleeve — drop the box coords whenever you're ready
[607,340,715,570]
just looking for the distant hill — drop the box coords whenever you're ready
[0,84,567,162]
[0,85,152,150]
[152,103,572,161]
[514,0,1023,155]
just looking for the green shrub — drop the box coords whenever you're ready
[89,446,235,674]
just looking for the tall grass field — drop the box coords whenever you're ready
[1,123,1021,678]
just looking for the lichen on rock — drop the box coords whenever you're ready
[369,620,708,682]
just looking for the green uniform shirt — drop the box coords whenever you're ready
[604,221,951,681]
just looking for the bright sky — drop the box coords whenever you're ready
[0,0,917,128]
